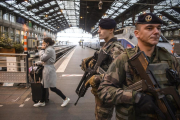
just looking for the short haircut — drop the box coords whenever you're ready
[135,23,140,30]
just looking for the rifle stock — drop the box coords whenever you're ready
[128,51,180,120]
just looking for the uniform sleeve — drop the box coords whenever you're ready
[80,55,95,71]
[97,53,135,105]
[171,55,180,92]
[39,49,52,62]
[173,56,180,77]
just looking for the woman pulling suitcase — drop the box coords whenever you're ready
[33,37,70,107]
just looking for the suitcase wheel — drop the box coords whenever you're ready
[33,99,49,103]
[33,100,39,103]
[45,99,49,103]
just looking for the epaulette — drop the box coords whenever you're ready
[157,46,173,69]
[158,46,169,53]
[159,46,177,61]
[158,46,171,60]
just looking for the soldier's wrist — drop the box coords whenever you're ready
[94,75,101,84]
[121,90,134,104]
[133,91,142,104]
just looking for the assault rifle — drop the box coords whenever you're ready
[127,51,180,120]
[74,50,108,106]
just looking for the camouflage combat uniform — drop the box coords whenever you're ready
[82,37,124,120]
[98,46,180,120]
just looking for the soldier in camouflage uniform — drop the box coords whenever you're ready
[81,18,124,120]
[98,13,180,120]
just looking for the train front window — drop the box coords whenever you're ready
[159,37,163,42]
[114,29,124,35]
[159,36,168,43]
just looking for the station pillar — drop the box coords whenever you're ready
[24,35,28,53]
[24,35,29,87]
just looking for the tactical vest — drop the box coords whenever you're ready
[89,41,124,71]
[101,41,124,71]
[116,47,174,120]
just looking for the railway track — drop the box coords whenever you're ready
[55,45,76,62]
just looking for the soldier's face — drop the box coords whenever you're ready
[134,24,161,46]
[98,26,113,40]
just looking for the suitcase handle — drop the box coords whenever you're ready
[31,61,42,83]
[33,61,36,83]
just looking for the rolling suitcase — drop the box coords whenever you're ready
[30,63,49,103]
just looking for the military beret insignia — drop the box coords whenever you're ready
[145,15,152,22]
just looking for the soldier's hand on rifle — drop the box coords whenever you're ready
[80,56,95,71]
[85,75,102,96]
[134,92,166,119]
[85,75,98,96]
[88,59,96,69]
[85,75,96,87]
[81,59,87,71]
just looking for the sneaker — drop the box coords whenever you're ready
[33,101,45,107]
[61,98,70,107]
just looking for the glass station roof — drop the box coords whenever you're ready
[0,0,80,33]
[91,0,180,34]
[0,0,179,34]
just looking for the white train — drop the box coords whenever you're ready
[84,38,103,50]
[84,26,173,53]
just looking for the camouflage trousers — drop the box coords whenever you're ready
[95,95,114,120]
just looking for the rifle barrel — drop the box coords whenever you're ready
[74,97,80,106]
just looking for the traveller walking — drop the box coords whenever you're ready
[33,37,70,107]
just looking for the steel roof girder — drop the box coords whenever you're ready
[34,4,59,15]
[160,11,180,24]
[26,0,54,11]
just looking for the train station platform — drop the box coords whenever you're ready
[0,46,116,120]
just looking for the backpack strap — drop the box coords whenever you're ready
[125,48,136,59]
[105,42,115,53]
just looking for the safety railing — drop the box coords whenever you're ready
[0,45,76,87]
[0,53,29,87]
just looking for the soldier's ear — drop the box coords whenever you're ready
[109,29,114,34]
[134,30,140,39]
